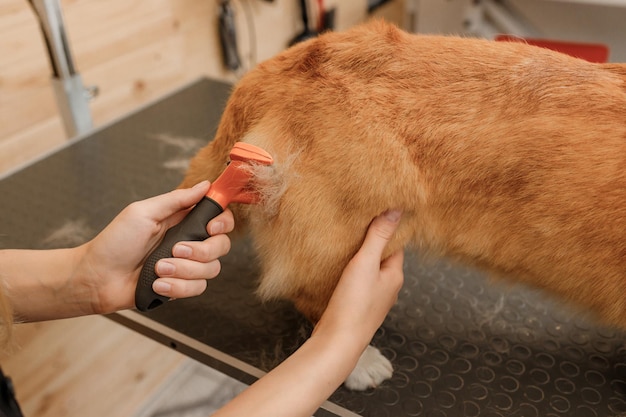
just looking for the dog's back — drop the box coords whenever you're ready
[182,21,626,326]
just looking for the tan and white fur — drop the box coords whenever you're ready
[181,21,626,390]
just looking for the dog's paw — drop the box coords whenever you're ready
[344,345,393,391]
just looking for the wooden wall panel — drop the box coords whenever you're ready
[0,0,405,174]
[0,0,289,173]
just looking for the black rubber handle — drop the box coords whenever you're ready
[135,197,224,311]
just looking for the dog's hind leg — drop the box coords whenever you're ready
[345,346,394,390]
[249,192,398,391]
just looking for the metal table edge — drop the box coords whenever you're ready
[107,310,360,417]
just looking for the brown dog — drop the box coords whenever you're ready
[180,20,626,389]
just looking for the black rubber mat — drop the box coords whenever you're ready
[2,78,625,417]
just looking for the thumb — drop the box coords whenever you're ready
[360,209,402,258]
[143,180,210,222]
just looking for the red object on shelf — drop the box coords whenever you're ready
[495,35,609,63]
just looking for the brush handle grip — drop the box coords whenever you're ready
[135,197,224,311]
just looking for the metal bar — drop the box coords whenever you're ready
[30,0,93,138]
[108,310,360,417]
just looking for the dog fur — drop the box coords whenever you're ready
[180,21,626,389]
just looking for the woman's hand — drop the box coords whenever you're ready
[1,181,234,321]
[314,209,404,349]
[80,181,234,314]
[213,210,404,417]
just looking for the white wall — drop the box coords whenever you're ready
[507,0,626,62]
[410,0,626,62]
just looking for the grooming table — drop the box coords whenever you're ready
[2,78,626,417]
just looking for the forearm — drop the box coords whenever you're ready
[0,246,95,322]
[213,331,366,417]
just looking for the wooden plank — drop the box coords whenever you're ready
[2,316,185,417]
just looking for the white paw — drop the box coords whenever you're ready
[344,345,393,391]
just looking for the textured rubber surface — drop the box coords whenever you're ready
[2,78,626,417]
[136,197,222,311]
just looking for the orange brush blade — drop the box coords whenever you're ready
[206,142,274,207]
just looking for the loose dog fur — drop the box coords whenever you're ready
[181,21,626,389]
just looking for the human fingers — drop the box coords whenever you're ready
[139,181,211,223]
[378,250,405,303]
[206,208,235,235]
[174,233,232,262]
[152,276,209,299]
[154,233,230,276]
[329,250,404,343]
[380,250,405,283]
[358,210,402,260]
[358,249,404,317]
[316,213,403,332]
[155,255,222,279]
